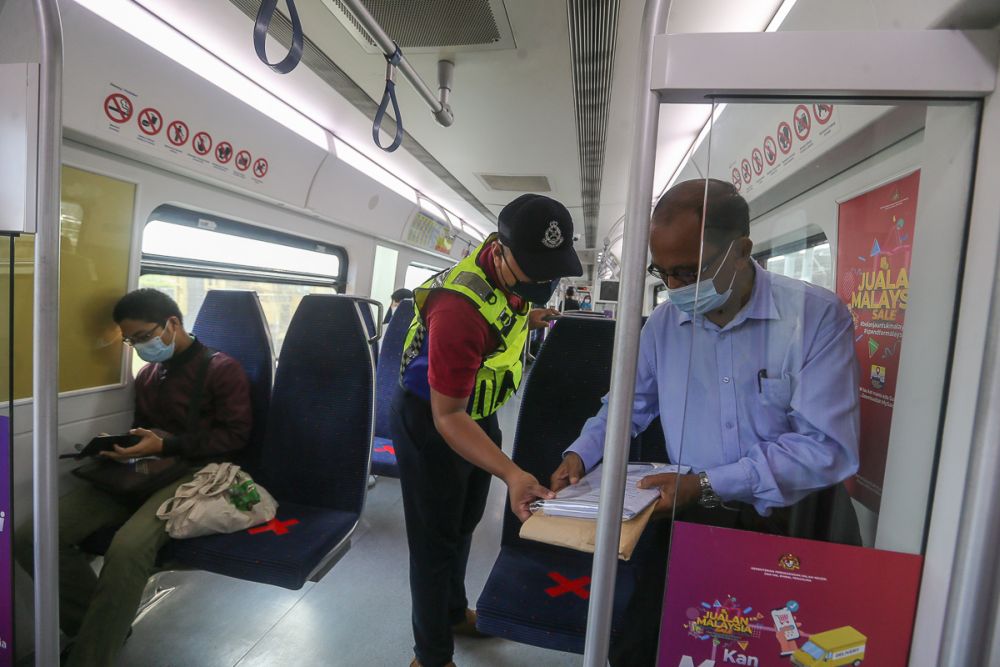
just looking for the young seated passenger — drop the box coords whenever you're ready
[550,179,862,666]
[15,288,251,667]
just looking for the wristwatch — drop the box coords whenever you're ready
[697,471,723,509]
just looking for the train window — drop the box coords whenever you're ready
[754,235,833,290]
[1,166,135,399]
[138,205,345,356]
[404,261,443,290]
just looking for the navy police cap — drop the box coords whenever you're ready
[497,194,583,281]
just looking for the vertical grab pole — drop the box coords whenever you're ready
[31,0,62,664]
[582,0,670,665]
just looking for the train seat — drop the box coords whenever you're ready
[190,290,275,473]
[170,294,375,589]
[475,316,669,653]
[371,298,414,477]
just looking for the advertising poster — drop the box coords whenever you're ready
[658,522,923,667]
[835,170,920,512]
[0,416,10,666]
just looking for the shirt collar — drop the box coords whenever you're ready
[676,261,780,330]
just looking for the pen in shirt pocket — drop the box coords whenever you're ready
[757,369,767,393]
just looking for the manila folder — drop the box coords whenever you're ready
[518,501,657,561]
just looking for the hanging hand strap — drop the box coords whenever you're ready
[372,43,404,152]
[254,0,304,74]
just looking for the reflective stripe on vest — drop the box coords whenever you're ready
[400,235,529,419]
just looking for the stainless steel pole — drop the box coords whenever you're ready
[337,0,455,127]
[31,0,62,664]
[582,0,669,665]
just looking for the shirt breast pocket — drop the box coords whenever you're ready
[759,377,792,410]
[753,376,793,438]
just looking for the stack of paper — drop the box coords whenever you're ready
[531,463,691,521]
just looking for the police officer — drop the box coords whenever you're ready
[392,194,583,667]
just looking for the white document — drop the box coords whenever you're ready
[532,463,691,521]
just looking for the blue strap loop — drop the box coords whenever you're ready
[254,0,304,74]
[372,44,404,153]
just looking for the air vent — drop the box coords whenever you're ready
[567,0,621,248]
[476,173,552,192]
[320,0,516,54]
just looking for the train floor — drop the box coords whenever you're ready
[116,395,578,667]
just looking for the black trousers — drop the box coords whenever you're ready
[392,388,501,667]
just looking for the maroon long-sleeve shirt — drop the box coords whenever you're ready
[132,338,252,461]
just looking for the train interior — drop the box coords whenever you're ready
[2,0,1000,665]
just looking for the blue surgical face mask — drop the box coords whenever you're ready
[134,322,176,362]
[666,241,738,316]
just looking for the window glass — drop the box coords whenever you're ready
[764,241,833,290]
[137,274,335,356]
[136,210,346,376]
[404,262,443,290]
[652,98,979,667]
[142,220,339,279]
[0,166,135,399]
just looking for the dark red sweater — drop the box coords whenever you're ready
[133,339,252,460]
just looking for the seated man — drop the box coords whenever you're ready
[15,288,251,667]
[550,179,860,666]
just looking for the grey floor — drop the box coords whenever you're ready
[117,397,581,667]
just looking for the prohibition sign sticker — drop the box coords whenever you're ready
[793,104,811,141]
[763,136,777,165]
[751,148,764,176]
[731,167,742,191]
[137,107,163,136]
[215,141,233,164]
[104,93,133,124]
[167,120,189,147]
[777,122,793,154]
[235,150,252,172]
[813,103,834,124]
[253,158,269,178]
[741,158,752,184]
[193,132,213,156]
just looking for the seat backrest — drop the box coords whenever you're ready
[375,298,414,439]
[503,316,621,545]
[259,295,374,514]
[191,290,274,472]
[354,299,380,366]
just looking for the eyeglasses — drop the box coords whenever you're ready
[647,245,729,286]
[122,324,163,346]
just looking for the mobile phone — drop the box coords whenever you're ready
[63,434,142,459]
[542,313,562,322]
[771,607,800,641]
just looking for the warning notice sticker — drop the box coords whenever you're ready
[99,84,273,189]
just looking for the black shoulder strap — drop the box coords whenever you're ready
[185,347,217,433]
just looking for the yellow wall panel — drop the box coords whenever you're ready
[0,166,135,399]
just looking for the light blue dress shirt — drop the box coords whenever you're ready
[566,263,860,514]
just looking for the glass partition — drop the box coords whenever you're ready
[650,99,980,665]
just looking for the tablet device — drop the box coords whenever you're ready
[62,434,142,459]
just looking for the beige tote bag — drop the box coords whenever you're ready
[157,462,277,539]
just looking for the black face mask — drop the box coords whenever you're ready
[510,279,558,305]
[499,247,558,304]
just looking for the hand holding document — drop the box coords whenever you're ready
[521,462,691,560]
[530,463,691,521]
